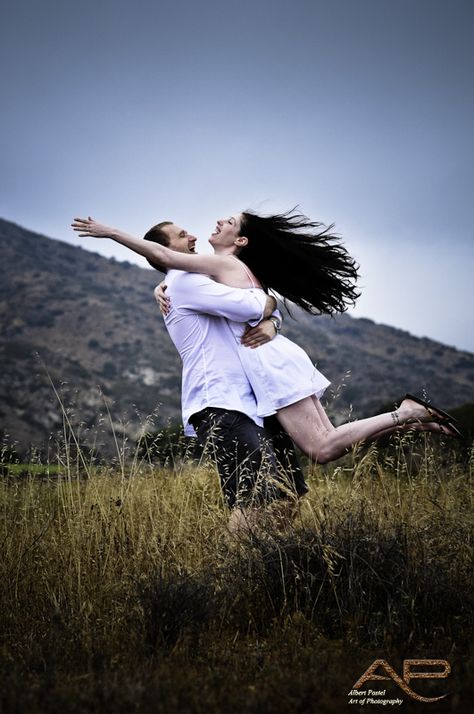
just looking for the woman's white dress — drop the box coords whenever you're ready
[226,258,330,418]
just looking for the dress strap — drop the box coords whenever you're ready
[229,255,258,288]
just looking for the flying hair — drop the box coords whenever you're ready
[238,207,360,314]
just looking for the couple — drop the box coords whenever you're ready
[72,209,458,529]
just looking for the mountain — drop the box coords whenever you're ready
[1,217,473,457]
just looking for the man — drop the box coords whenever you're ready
[72,216,308,533]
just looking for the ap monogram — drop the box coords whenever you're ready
[352,659,451,702]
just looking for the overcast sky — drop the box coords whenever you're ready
[1,0,473,351]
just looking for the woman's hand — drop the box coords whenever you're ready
[241,319,277,349]
[154,281,170,316]
[71,216,117,239]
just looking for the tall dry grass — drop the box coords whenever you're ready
[0,429,473,713]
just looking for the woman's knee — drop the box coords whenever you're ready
[298,435,334,464]
[312,447,333,464]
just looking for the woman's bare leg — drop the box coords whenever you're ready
[276,396,453,463]
[361,420,454,443]
[311,398,442,441]
[312,396,336,431]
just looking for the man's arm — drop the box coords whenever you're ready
[155,280,279,347]
[171,273,276,323]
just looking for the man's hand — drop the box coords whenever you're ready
[71,216,117,238]
[154,281,170,316]
[263,294,277,318]
[241,319,277,349]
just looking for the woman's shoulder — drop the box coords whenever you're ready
[228,255,262,288]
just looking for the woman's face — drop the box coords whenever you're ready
[209,214,243,248]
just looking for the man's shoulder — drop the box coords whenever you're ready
[166,269,186,281]
[168,270,213,287]
[166,269,187,289]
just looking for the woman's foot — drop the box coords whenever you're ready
[397,397,452,425]
[403,393,456,422]
[407,421,461,438]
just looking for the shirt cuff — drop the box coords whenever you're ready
[247,299,280,328]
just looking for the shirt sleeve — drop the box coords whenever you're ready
[172,273,267,322]
[246,306,282,328]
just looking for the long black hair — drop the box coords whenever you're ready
[238,208,360,314]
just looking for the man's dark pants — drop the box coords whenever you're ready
[189,407,308,510]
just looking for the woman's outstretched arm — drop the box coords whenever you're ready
[71,217,228,276]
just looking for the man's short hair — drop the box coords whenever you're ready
[143,221,173,271]
[144,221,173,246]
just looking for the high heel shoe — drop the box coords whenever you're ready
[439,421,463,440]
[403,393,457,424]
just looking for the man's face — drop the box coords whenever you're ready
[162,224,197,253]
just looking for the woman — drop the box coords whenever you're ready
[72,209,459,463]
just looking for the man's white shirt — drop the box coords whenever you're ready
[163,270,268,435]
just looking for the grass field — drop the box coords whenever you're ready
[0,433,473,713]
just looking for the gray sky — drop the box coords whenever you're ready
[1,0,473,350]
